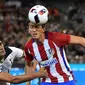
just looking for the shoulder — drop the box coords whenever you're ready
[8,46,24,57]
[24,39,32,49]
[8,46,23,54]
[47,32,62,38]
[48,31,70,38]
[48,31,63,35]
[8,46,22,51]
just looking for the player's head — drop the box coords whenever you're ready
[28,5,49,25]
[0,41,6,57]
[27,5,49,40]
[28,22,46,39]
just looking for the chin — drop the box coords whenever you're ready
[33,38,38,40]
[33,36,39,39]
[1,53,5,56]
[3,51,6,56]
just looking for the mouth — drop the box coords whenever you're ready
[33,33,37,35]
[32,33,38,37]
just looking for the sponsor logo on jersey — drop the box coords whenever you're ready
[40,58,57,67]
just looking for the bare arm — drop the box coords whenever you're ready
[31,59,38,71]
[25,60,38,85]
[0,68,47,84]
[25,61,33,85]
[70,35,85,46]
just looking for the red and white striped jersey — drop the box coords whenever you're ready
[24,32,74,83]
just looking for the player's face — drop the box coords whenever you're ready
[28,22,45,40]
[0,41,6,57]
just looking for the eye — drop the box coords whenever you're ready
[29,25,34,29]
[0,42,2,45]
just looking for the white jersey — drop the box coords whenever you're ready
[0,46,23,85]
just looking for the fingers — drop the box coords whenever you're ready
[39,67,46,72]
[38,67,48,78]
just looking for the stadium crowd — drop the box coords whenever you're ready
[0,1,85,65]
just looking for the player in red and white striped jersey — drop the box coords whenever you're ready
[24,21,85,85]
[24,5,85,85]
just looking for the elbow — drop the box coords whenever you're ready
[80,37,85,46]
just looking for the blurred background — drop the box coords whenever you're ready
[0,0,85,85]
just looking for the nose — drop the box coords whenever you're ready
[0,47,3,50]
[0,45,3,50]
[32,28,37,31]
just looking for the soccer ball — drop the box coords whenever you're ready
[28,5,49,24]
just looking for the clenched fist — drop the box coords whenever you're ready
[38,67,48,78]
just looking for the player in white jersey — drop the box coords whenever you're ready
[0,40,48,85]
[0,40,24,85]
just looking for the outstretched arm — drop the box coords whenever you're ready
[70,35,85,46]
[0,68,47,84]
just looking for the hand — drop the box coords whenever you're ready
[38,67,48,78]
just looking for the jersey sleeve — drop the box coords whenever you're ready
[49,32,70,47]
[9,47,24,58]
[14,48,24,58]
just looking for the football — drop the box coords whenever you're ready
[28,5,49,24]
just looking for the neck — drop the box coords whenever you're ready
[0,56,4,63]
[39,33,45,42]
[35,32,45,44]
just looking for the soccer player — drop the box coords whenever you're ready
[24,5,85,85]
[0,40,48,85]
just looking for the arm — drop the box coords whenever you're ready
[25,60,39,85]
[70,35,85,46]
[32,59,39,71]
[25,61,33,85]
[0,67,47,84]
